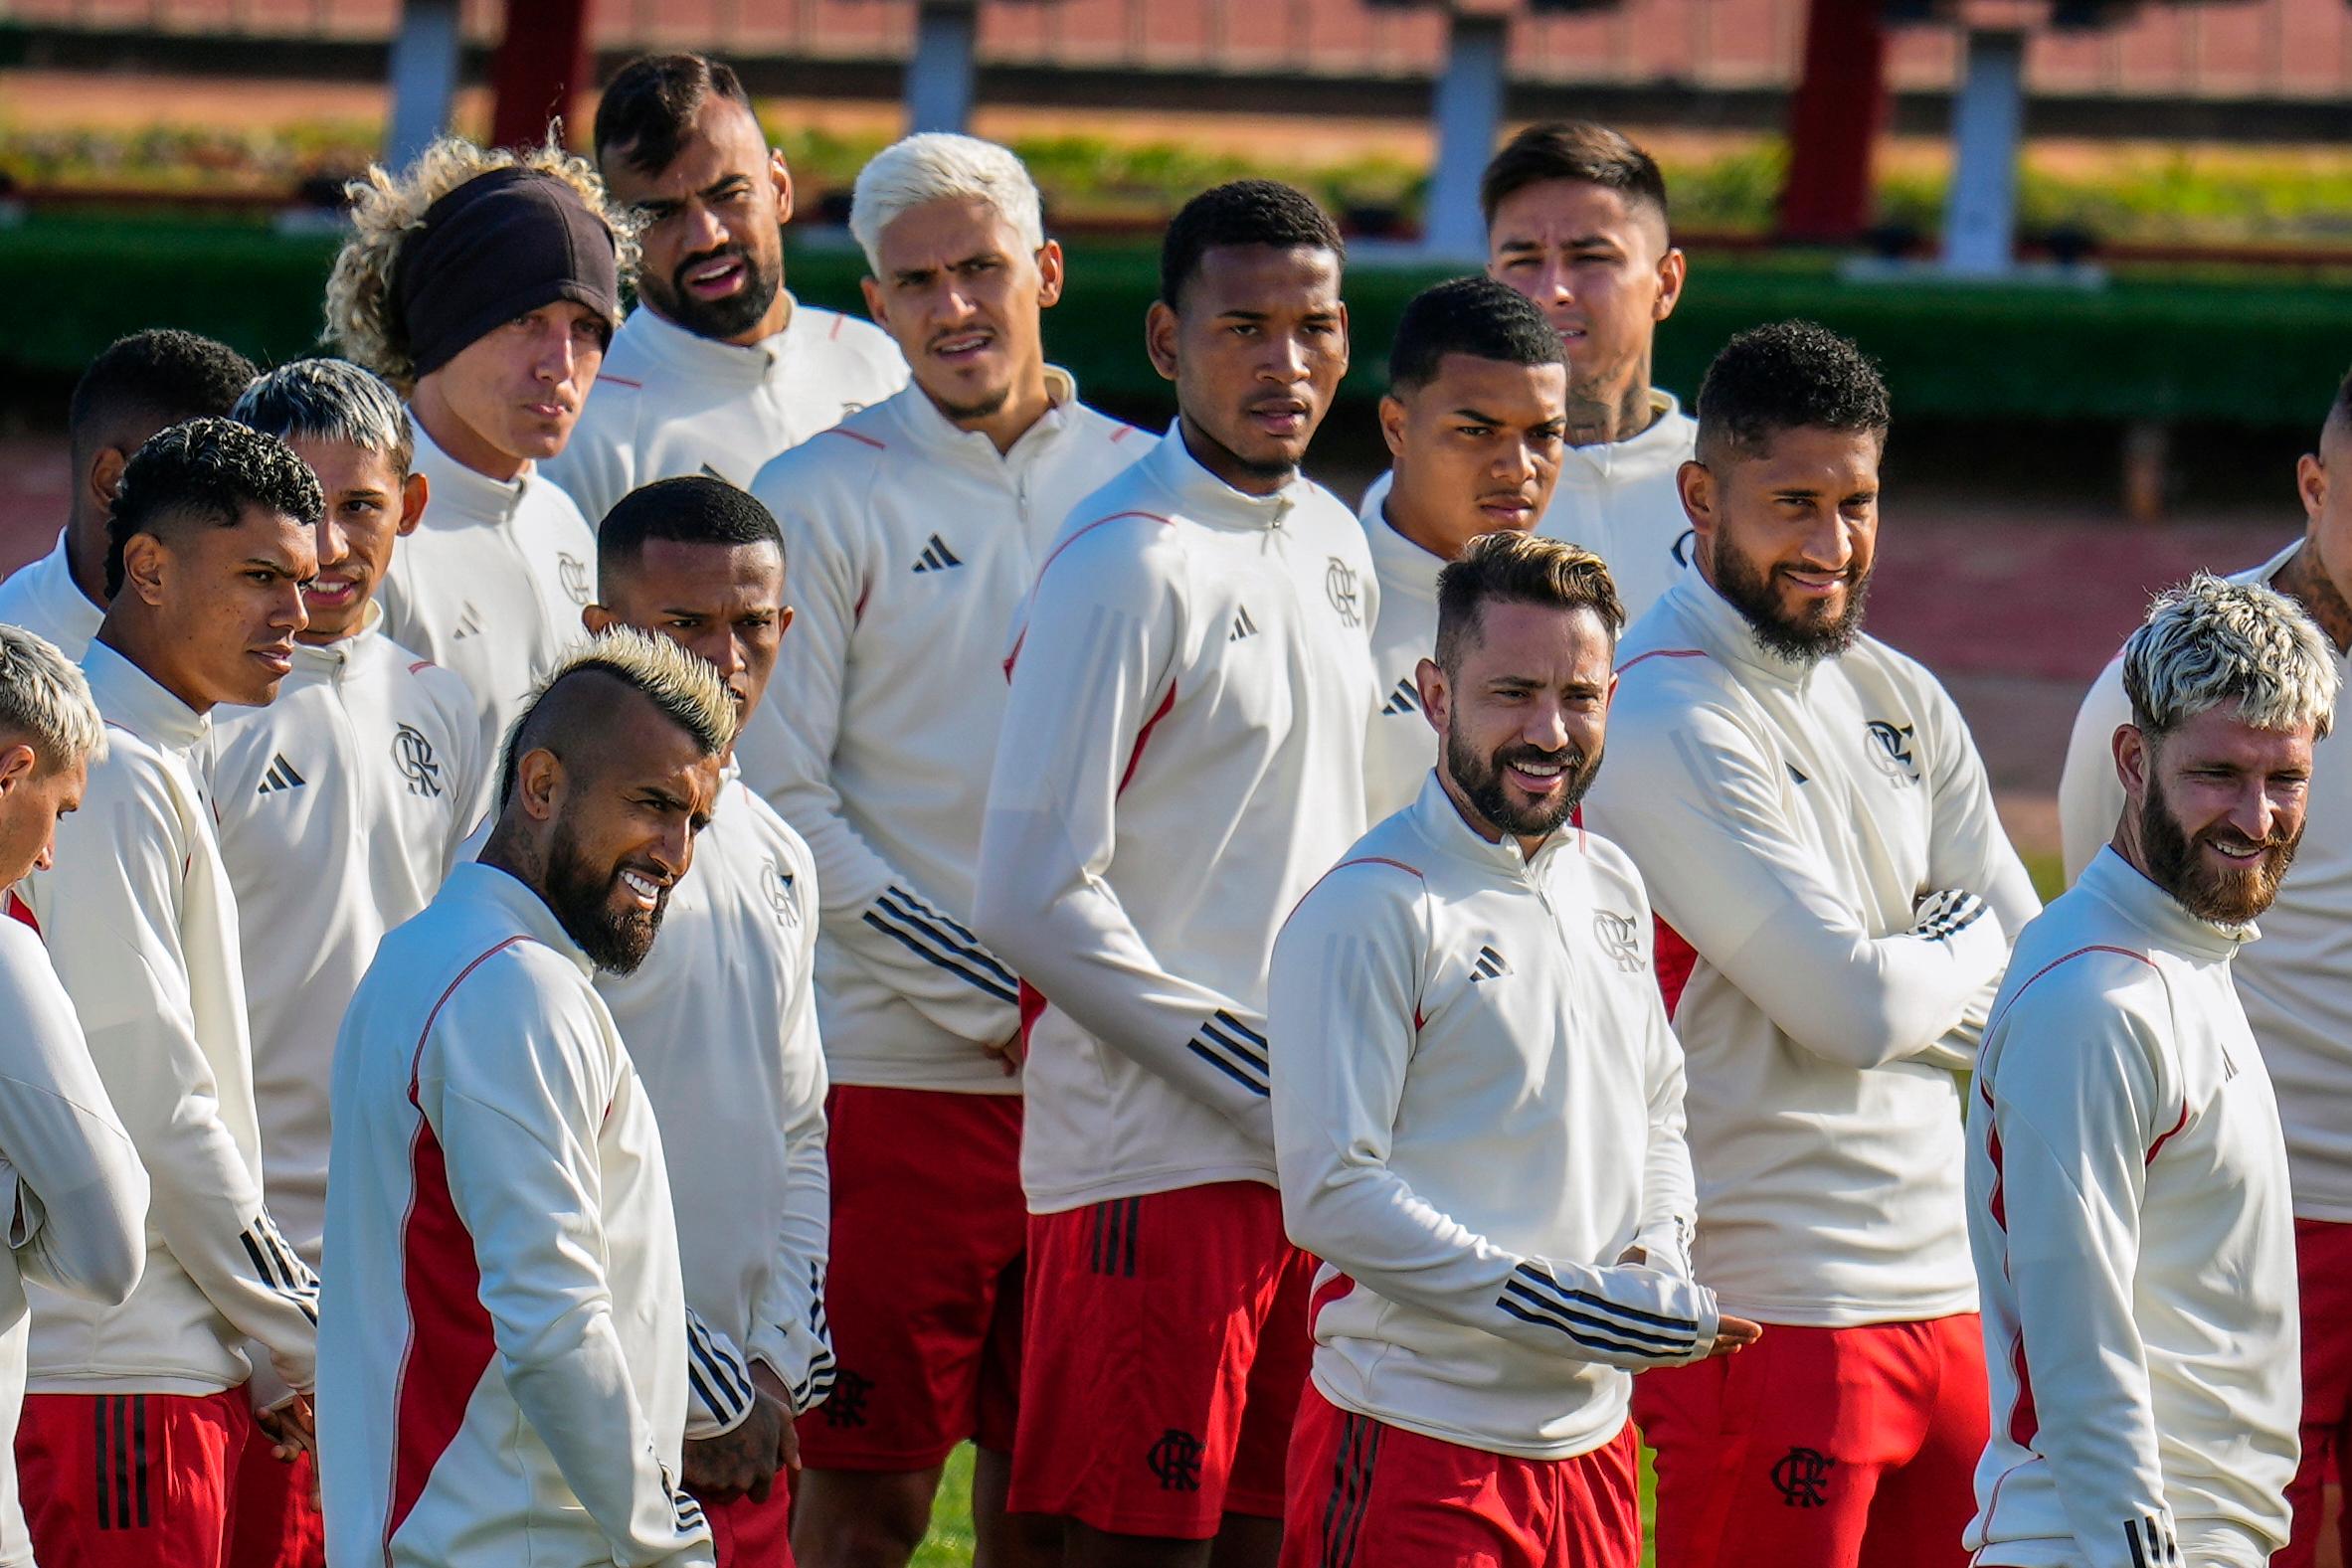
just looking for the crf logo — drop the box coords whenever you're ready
[1146,1428,1203,1492]
[1592,910,1644,973]
[1865,720,1919,784]
[823,1370,872,1429]
[392,724,443,798]
[1325,558,1361,627]
[558,552,592,606]
[1770,1446,1835,1507]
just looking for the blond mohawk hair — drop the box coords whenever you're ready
[322,134,639,392]
[497,625,738,809]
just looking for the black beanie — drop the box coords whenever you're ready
[393,167,621,381]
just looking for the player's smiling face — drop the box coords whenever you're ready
[1487,180,1683,415]
[1381,352,1568,559]
[863,196,1061,427]
[610,97,791,346]
[1683,424,1881,663]
[1149,243,1348,494]
[1419,597,1614,850]
[287,436,425,646]
[2122,703,2314,927]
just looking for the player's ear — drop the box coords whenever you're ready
[583,603,614,636]
[398,472,429,537]
[2297,451,2326,527]
[1377,395,1408,462]
[1654,245,1687,322]
[2113,724,2150,803]
[1414,654,1449,738]
[86,445,129,519]
[860,275,889,334]
[1677,458,1715,544]
[769,150,795,227]
[513,747,563,822]
[1144,301,1181,384]
[1035,240,1066,310]
[0,741,36,793]
[119,530,169,609]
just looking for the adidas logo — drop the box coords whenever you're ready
[257,755,306,795]
[1229,606,1259,642]
[1788,762,1810,785]
[1380,677,1420,717]
[452,604,482,640]
[912,534,963,573]
[1470,944,1510,982]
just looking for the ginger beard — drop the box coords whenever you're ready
[2138,767,2300,927]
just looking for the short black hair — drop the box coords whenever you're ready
[106,418,323,599]
[69,329,256,471]
[1480,121,1669,234]
[1695,320,1890,464]
[1388,276,1562,394]
[1160,180,1346,310]
[598,476,784,585]
[596,53,757,177]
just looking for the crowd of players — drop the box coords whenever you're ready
[0,47,2341,1568]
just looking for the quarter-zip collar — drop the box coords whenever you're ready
[1409,768,1571,880]
[1664,564,1822,689]
[1560,390,1686,484]
[83,637,210,752]
[889,365,1083,478]
[2078,843,2259,961]
[409,415,535,526]
[622,293,800,387]
[1148,420,1302,534]
[450,859,596,977]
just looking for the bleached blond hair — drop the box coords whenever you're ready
[497,625,737,808]
[0,624,107,772]
[322,135,639,391]
[2123,573,2340,742]
[849,132,1044,274]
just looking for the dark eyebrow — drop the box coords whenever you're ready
[1449,406,1507,425]
[697,173,751,202]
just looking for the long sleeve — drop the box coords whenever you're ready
[1591,699,2015,1072]
[2058,658,2131,887]
[1631,996,1698,1279]
[744,864,834,1415]
[0,932,148,1307]
[1918,682,2045,1066]
[29,769,318,1386]
[757,465,1020,1049]
[975,522,1273,1140]
[427,983,710,1568]
[1270,865,1717,1368]
[1983,993,2178,1568]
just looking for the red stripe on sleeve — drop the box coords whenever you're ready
[1117,684,1177,794]
[383,1115,497,1549]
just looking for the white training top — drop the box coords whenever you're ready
[545,296,909,528]
[1357,496,1446,825]
[2058,540,2352,1224]
[750,371,1149,1095]
[1272,775,1719,1462]
[0,919,149,1568]
[320,861,712,1568]
[379,420,599,763]
[0,533,102,662]
[594,769,835,1424]
[1582,573,2041,1326]
[1966,848,2297,1568]
[209,609,485,1261]
[19,640,319,1396]
[1356,390,1698,629]
[975,427,1379,1212]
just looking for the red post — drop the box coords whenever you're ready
[487,0,593,150]
[1777,0,1892,243]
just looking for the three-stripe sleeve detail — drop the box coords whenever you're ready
[1185,1009,1270,1097]
[1317,1411,1383,1568]
[685,1315,756,1429]
[791,1258,839,1412]
[2124,1515,2180,1567]
[861,886,1019,1003]
[240,1217,321,1323]
[1494,1262,1700,1360]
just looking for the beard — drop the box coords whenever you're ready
[1445,725,1602,841]
[644,240,783,342]
[1712,537,1872,664]
[542,816,668,974]
[2139,771,2300,927]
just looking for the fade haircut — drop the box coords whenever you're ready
[1695,320,1890,464]
[1435,531,1626,672]
[1388,275,1563,394]
[596,53,757,177]
[1480,120,1669,233]
[2329,362,2352,436]
[2122,573,2338,745]
[497,624,738,810]
[850,133,1045,275]
[106,418,325,598]
[232,358,415,479]
[599,475,784,582]
[69,330,256,473]
[1160,180,1345,310]
[0,625,106,773]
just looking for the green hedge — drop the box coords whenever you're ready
[3,216,2348,429]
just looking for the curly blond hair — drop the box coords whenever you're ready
[322,135,640,391]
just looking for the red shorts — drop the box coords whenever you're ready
[16,1388,254,1568]
[1009,1179,1314,1539]
[2282,1217,2352,1568]
[1635,1313,1985,1568]
[703,1469,794,1567]
[227,1418,320,1568]
[1279,1389,1639,1568]
[797,1086,1027,1471]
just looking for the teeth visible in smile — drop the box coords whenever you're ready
[1516,762,1562,778]
[622,872,659,899]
